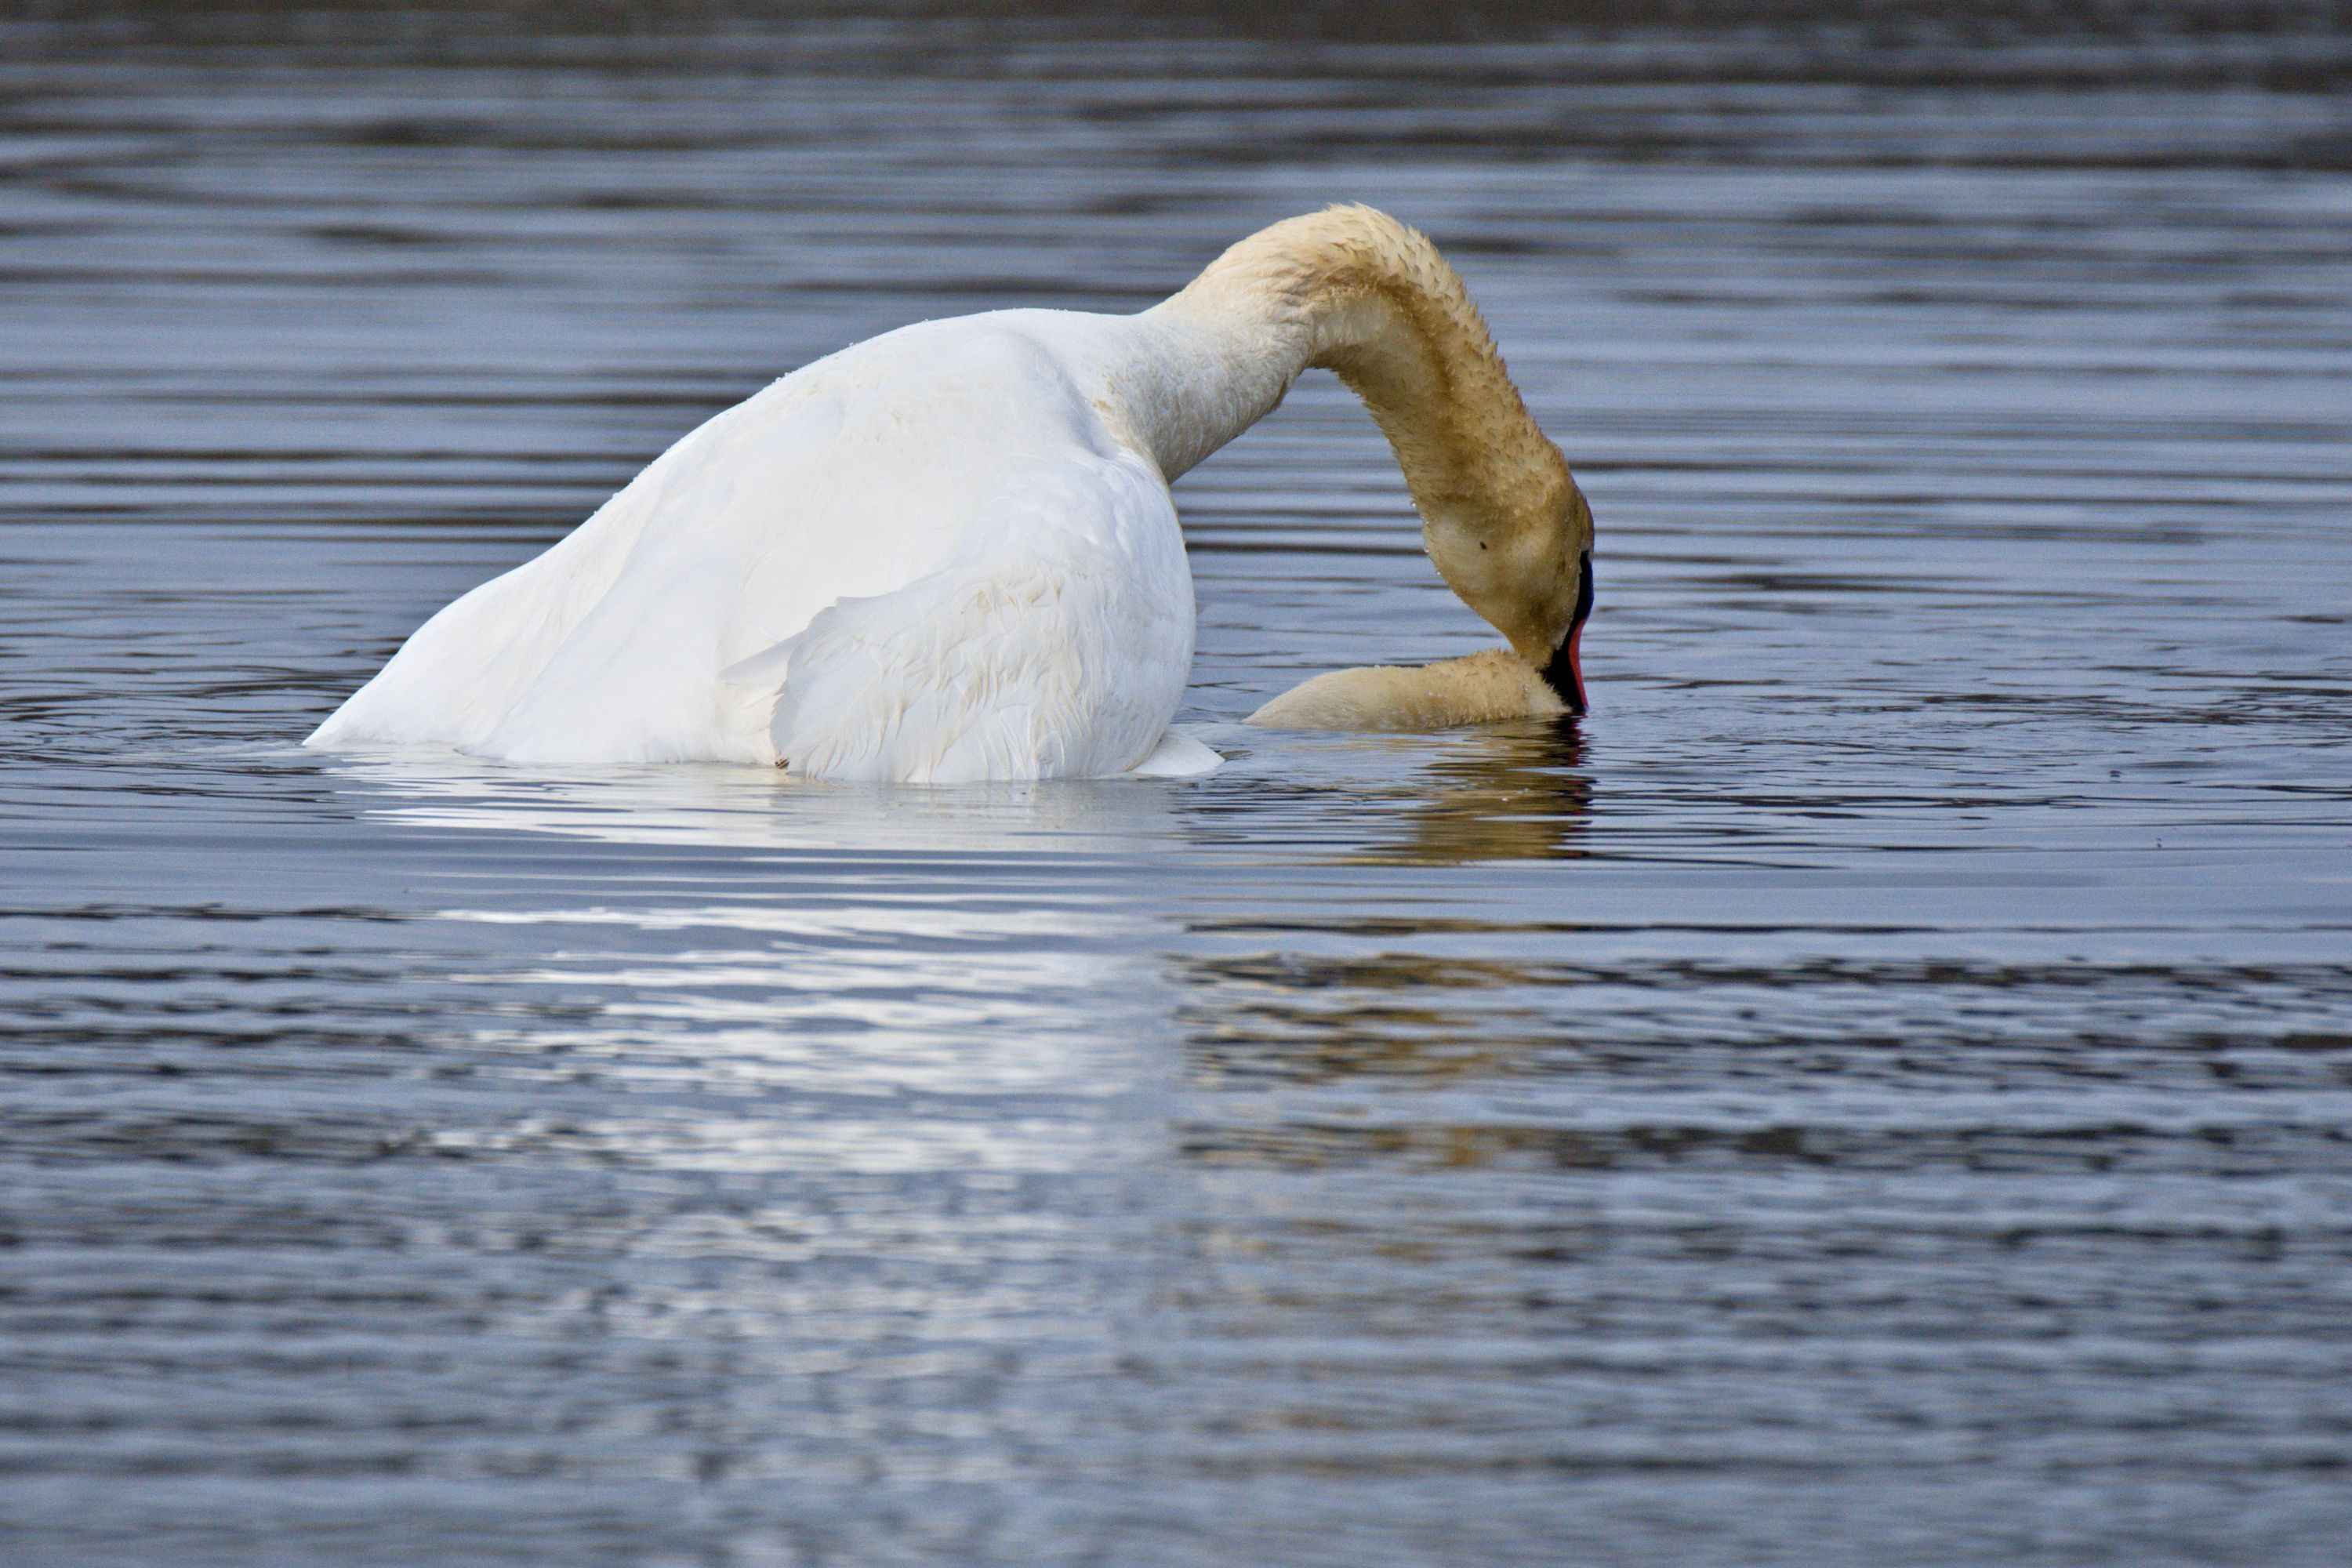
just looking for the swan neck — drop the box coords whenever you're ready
[1150,207,1578,661]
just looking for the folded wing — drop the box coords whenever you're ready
[743,452,1192,782]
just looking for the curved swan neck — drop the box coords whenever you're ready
[1173,205,1563,509]
[1136,206,1582,664]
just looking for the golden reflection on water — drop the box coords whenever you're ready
[1333,720,1592,866]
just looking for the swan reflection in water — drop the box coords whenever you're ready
[303,743,1184,1180]
[308,715,1591,869]
[304,726,1595,1195]
[1374,719,1590,866]
[299,722,1593,1118]
[310,739,1195,857]
[1240,718,1592,867]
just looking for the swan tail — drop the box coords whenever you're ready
[304,443,681,751]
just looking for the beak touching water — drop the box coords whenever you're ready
[1539,550,1594,715]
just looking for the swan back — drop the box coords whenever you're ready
[310,312,1196,772]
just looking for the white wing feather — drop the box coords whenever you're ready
[753,453,1190,783]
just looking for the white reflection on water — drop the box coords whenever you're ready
[292,745,1185,1477]
[311,746,1181,1187]
[317,740,1202,855]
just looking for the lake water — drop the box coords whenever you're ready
[4,5,2350,1564]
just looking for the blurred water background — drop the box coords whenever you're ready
[2,2,2350,1563]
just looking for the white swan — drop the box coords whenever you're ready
[307,205,1595,781]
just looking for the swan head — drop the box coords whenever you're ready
[1420,455,1595,714]
[1173,203,1601,718]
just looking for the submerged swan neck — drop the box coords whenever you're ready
[1144,205,1584,666]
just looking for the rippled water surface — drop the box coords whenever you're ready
[5,5,2351,1564]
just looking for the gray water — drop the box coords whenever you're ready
[5,5,2351,1564]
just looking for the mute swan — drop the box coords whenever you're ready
[306,205,1594,781]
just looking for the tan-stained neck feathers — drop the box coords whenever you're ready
[1151,205,1590,669]
[1246,650,1567,731]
